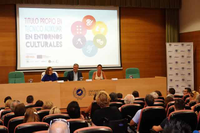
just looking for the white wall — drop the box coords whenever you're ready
[180,0,200,33]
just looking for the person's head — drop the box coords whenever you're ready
[162,120,192,133]
[14,103,26,116]
[93,93,97,101]
[109,92,118,102]
[10,100,20,112]
[97,64,102,72]
[132,91,139,97]
[117,93,123,100]
[183,88,192,96]
[5,99,12,108]
[145,94,154,106]
[73,63,79,73]
[45,67,53,75]
[155,90,162,97]
[48,119,70,133]
[26,95,34,104]
[196,95,200,103]
[164,96,174,107]
[124,94,135,104]
[67,101,80,118]
[169,88,175,95]
[24,108,40,123]
[96,91,110,108]
[174,99,185,110]
[42,101,53,109]
[150,92,159,99]
[35,100,44,107]
[50,106,61,114]
[4,96,12,103]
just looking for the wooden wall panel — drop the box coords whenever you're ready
[180,31,200,91]
[0,5,166,84]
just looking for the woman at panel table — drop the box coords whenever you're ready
[41,67,58,82]
[92,64,107,80]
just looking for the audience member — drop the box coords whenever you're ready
[50,106,61,114]
[164,96,174,107]
[48,119,70,133]
[42,101,53,110]
[124,94,135,104]
[150,92,159,99]
[24,108,40,123]
[117,93,123,100]
[167,88,175,98]
[67,101,82,119]
[155,90,162,97]
[92,91,122,126]
[26,95,34,104]
[4,96,12,103]
[0,99,12,116]
[14,103,26,116]
[132,91,139,97]
[109,92,118,102]
[35,100,44,107]
[10,100,20,112]
[130,94,154,126]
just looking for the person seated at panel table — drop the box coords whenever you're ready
[41,67,58,82]
[67,63,83,81]
[92,64,107,80]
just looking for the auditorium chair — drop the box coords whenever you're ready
[0,107,5,111]
[183,95,190,101]
[157,96,164,100]
[193,103,200,112]
[67,119,89,133]
[189,100,196,107]
[0,125,8,133]
[89,70,96,79]
[64,71,68,77]
[137,106,166,133]
[169,110,197,131]
[133,100,144,107]
[33,131,48,133]
[74,126,113,133]
[153,102,164,107]
[135,97,144,101]
[104,119,128,133]
[37,110,50,121]
[109,102,123,108]
[7,116,24,133]
[2,112,15,127]
[90,102,101,118]
[14,122,49,133]
[174,95,183,98]
[0,109,12,119]
[154,99,164,103]
[125,68,140,79]
[25,104,35,109]
[166,105,175,116]
[117,100,124,104]
[35,107,42,111]
[42,114,70,124]
[0,119,3,125]
[165,101,175,112]
[8,71,25,83]
[120,104,142,121]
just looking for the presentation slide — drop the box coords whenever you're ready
[16,5,121,71]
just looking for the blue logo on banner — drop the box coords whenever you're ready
[73,87,86,100]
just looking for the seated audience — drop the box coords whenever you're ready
[14,103,26,116]
[152,99,185,132]
[92,91,122,126]
[24,108,40,123]
[42,67,58,82]
[92,64,107,80]
[164,96,174,107]
[162,120,192,133]
[4,96,12,103]
[0,99,12,117]
[26,95,34,105]
[124,94,135,104]
[109,92,118,102]
[150,92,159,99]
[10,100,20,112]
[50,106,61,114]
[42,101,53,110]
[48,119,70,133]
[66,63,83,81]
[117,93,123,100]
[130,94,154,126]
[67,101,83,119]
[35,100,44,107]
[132,91,139,98]
[167,88,175,98]
[155,90,162,97]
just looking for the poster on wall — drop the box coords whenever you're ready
[166,43,194,95]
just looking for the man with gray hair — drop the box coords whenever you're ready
[66,63,83,81]
[48,119,70,133]
[124,94,135,104]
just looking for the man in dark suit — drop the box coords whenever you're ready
[67,63,83,81]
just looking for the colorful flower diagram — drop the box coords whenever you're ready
[71,15,108,57]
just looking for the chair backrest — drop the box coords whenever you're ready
[33,131,48,133]
[41,71,59,79]
[67,119,89,133]
[137,106,166,133]
[35,107,42,111]
[120,104,142,121]
[74,126,112,133]
[133,100,145,107]
[157,96,164,100]
[1,109,12,119]
[0,119,3,125]
[125,68,140,79]
[2,112,15,127]
[109,102,123,108]
[183,95,190,101]
[174,95,183,98]
[193,103,200,112]
[169,110,197,131]
[89,70,96,79]
[154,99,164,103]
[106,119,127,133]
[64,71,68,77]
[166,105,175,117]
[90,102,101,118]
[165,101,175,112]
[0,125,8,133]
[134,97,144,101]
[42,114,70,124]
[25,104,35,109]
[8,71,25,83]
[14,122,49,133]
[37,110,50,121]
[7,116,24,133]
[189,100,196,107]
[153,102,164,107]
